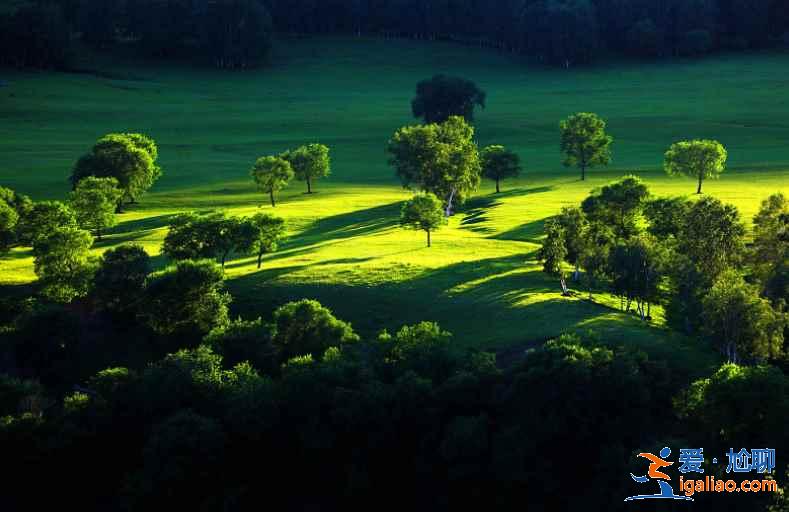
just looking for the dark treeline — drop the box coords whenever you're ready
[266,0,789,64]
[3,0,789,70]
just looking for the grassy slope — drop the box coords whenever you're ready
[3,37,789,376]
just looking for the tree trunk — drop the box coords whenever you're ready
[270,190,276,207]
[426,230,431,247]
[306,177,312,194]
[697,174,703,194]
[257,251,263,269]
[221,251,228,268]
[581,164,586,181]
[495,178,500,193]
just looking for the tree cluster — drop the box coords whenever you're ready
[539,176,787,363]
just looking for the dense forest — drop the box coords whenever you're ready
[3,0,789,69]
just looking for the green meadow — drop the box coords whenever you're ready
[2,37,789,376]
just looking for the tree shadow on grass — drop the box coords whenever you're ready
[296,201,402,244]
[492,219,546,243]
[459,186,555,237]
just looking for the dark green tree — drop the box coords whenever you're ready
[411,75,486,124]
[481,145,521,193]
[92,244,151,316]
[142,259,230,336]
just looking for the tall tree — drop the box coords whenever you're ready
[702,269,784,362]
[664,139,727,194]
[388,116,481,213]
[251,155,294,206]
[400,193,446,247]
[70,177,123,240]
[481,145,521,193]
[411,75,486,124]
[282,143,330,194]
[559,112,613,181]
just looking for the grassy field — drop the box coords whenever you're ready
[3,37,789,376]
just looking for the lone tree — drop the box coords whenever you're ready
[70,133,161,209]
[481,145,521,193]
[282,143,330,194]
[248,213,285,269]
[664,139,727,194]
[388,116,481,214]
[560,112,613,181]
[70,176,123,240]
[33,226,97,302]
[250,155,293,207]
[400,193,446,247]
[411,75,486,124]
